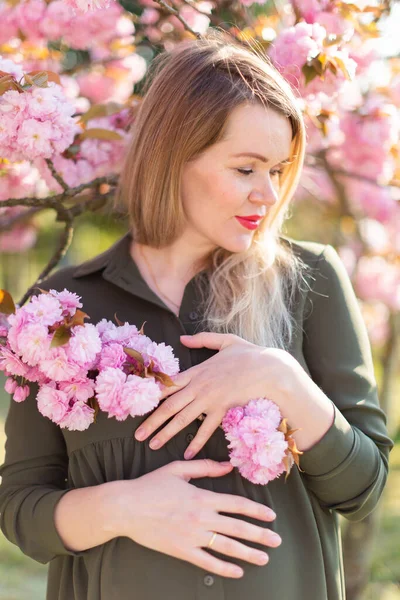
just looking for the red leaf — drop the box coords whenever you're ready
[0,289,16,315]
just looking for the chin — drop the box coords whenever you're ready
[219,238,253,254]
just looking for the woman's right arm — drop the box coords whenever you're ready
[0,384,87,564]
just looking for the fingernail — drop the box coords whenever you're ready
[184,450,194,460]
[149,438,161,449]
[220,461,231,466]
[135,428,146,440]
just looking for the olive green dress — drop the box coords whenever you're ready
[0,232,393,600]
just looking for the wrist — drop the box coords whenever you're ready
[98,480,132,538]
[272,356,336,452]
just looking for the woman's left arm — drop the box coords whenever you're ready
[298,244,394,522]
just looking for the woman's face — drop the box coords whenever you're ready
[180,102,293,255]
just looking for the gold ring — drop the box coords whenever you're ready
[207,532,217,549]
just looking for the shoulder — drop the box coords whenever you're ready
[279,237,353,312]
[279,235,328,267]
[39,235,126,293]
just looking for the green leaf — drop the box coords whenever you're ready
[302,64,319,86]
[50,325,72,348]
[79,102,124,124]
[78,128,123,142]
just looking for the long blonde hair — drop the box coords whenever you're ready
[115,29,309,350]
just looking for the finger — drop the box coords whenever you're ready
[167,459,233,481]
[180,332,238,350]
[214,515,282,549]
[185,547,244,579]
[184,414,223,459]
[204,491,276,522]
[158,370,192,401]
[134,390,194,441]
[202,532,270,567]
[148,401,200,450]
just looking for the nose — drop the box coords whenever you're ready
[249,175,279,207]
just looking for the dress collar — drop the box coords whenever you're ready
[72,231,206,315]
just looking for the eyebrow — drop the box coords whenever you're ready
[232,153,291,164]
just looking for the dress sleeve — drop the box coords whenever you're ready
[299,244,394,522]
[0,383,87,564]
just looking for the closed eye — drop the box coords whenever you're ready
[236,168,284,176]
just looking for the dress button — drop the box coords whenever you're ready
[203,574,214,587]
[186,433,194,443]
[189,311,198,321]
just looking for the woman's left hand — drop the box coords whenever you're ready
[134,332,298,459]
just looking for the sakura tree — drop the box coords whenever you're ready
[0,0,399,596]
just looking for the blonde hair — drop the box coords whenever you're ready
[115,29,309,349]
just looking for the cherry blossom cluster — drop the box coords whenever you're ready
[222,399,301,484]
[0,288,302,484]
[94,318,180,420]
[269,21,357,101]
[0,0,129,52]
[65,0,112,13]
[0,289,179,431]
[0,63,80,163]
[37,110,132,191]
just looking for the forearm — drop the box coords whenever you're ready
[54,480,128,552]
[271,357,335,452]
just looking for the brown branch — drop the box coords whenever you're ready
[315,149,365,248]
[180,0,222,26]
[306,155,400,189]
[0,173,118,209]
[45,159,69,192]
[153,0,203,38]
[19,218,74,306]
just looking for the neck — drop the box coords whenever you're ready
[130,239,211,284]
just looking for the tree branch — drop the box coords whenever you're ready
[0,173,118,209]
[18,218,74,306]
[153,0,203,38]
[45,159,69,192]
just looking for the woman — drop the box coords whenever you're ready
[0,30,393,600]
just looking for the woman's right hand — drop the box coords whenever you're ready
[114,459,282,578]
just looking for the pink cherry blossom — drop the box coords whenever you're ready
[355,256,400,312]
[13,384,30,403]
[0,4,18,44]
[98,342,126,370]
[222,398,289,485]
[24,293,63,326]
[58,377,96,402]
[0,56,24,81]
[119,374,162,417]
[0,347,29,377]
[13,0,47,41]
[68,323,102,368]
[37,383,69,423]
[58,400,95,431]
[4,377,18,395]
[143,341,180,376]
[65,0,112,13]
[18,323,50,366]
[50,289,83,316]
[101,321,139,345]
[0,78,80,163]
[39,346,82,382]
[95,367,126,413]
